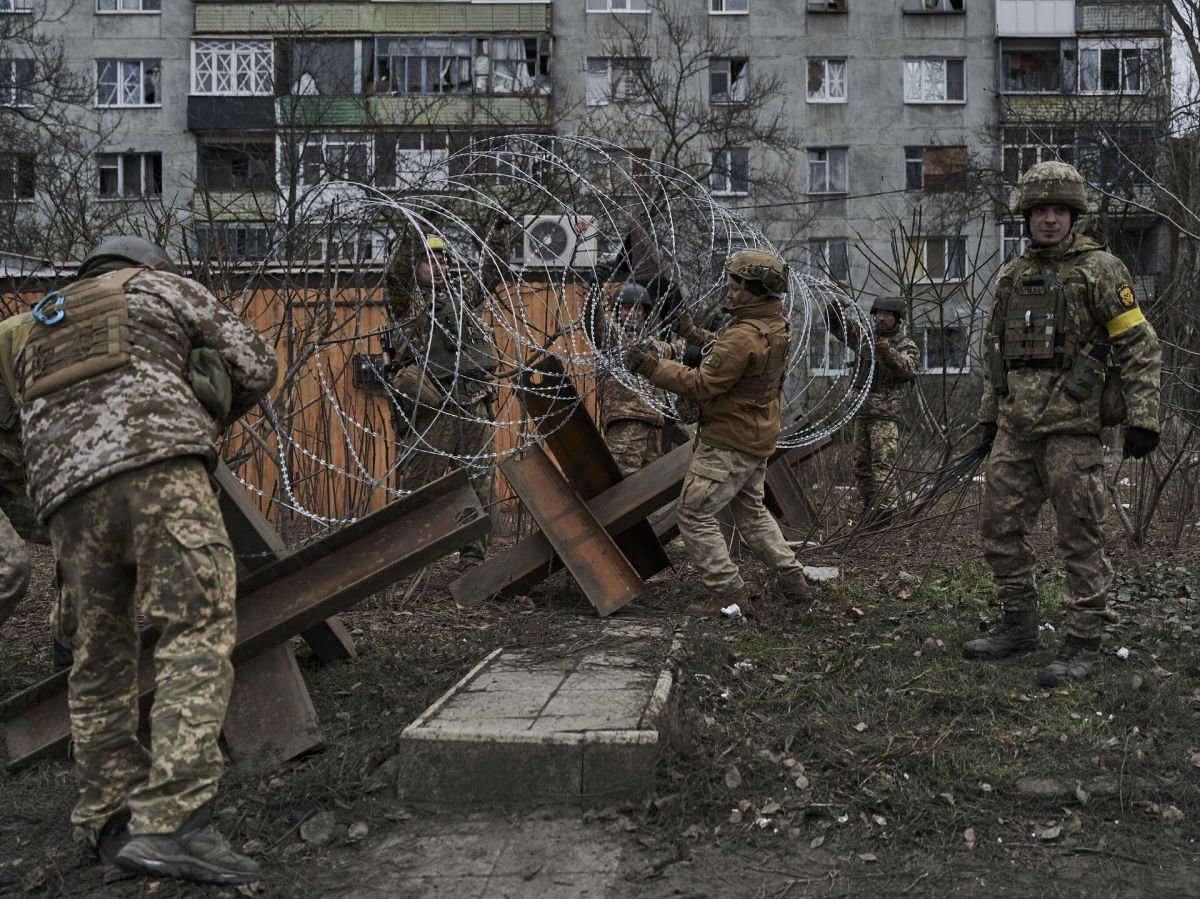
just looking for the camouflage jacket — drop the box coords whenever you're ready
[600,337,683,430]
[648,298,789,458]
[0,314,33,493]
[979,231,1161,440]
[827,312,919,423]
[12,269,277,520]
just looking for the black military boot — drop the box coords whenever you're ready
[97,810,136,885]
[961,610,1039,660]
[116,802,260,885]
[1034,634,1102,687]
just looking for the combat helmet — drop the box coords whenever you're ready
[723,249,789,297]
[1015,161,1088,215]
[614,282,652,309]
[78,236,176,280]
[870,296,906,322]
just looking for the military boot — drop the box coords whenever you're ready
[1034,635,1102,687]
[686,587,750,618]
[116,802,260,885]
[97,811,136,885]
[779,575,812,604]
[961,610,1039,660]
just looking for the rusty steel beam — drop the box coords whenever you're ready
[500,445,645,616]
[519,356,669,578]
[1,470,487,770]
[763,439,831,529]
[450,442,691,603]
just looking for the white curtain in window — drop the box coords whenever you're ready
[586,58,609,105]
[491,39,536,93]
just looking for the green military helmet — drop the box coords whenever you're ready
[615,282,652,308]
[724,248,789,297]
[78,236,177,280]
[870,296,906,321]
[1015,160,1088,215]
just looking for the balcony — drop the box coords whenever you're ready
[278,94,552,129]
[1077,2,1163,34]
[188,96,276,131]
[996,0,1074,37]
[192,190,278,223]
[194,3,550,35]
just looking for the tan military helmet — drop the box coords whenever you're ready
[724,249,789,297]
[1015,160,1088,215]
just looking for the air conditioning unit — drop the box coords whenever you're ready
[521,214,598,268]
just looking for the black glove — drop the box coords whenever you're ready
[681,345,703,368]
[676,313,703,345]
[979,421,998,448]
[1122,426,1159,460]
[623,345,658,377]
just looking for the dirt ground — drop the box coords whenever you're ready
[2,496,1199,898]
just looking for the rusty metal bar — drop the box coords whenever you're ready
[764,438,832,529]
[1,470,487,770]
[500,445,644,616]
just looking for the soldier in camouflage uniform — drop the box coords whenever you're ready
[827,295,920,522]
[7,237,277,885]
[0,313,33,629]
[382,233,499,571]
[962,161,1161,687]
[625,249,811,615]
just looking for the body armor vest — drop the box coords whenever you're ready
[1002,273,1068,368]
[21,268,187,402]
[726,319,789,404]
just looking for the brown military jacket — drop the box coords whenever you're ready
[13,269,277,520]
[647,298,789,458]
[827,313,920,423]
[979,231,1161,440]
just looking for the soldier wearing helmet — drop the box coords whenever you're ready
[624,248,811,615]
[963,160,1162,688]
[381,230,500,572]
[825,294,919,524]
[0,237,276,884]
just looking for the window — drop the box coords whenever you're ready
[1076,125,1157,188]
[1000,41,1068,94]
[0,58,34,107]
[809,328,849,375]
[200,143,274,191]
[195,223,273,261]
[481,37,552,94]
[807,58,847,103]
[0,154,35,200]
[808,147,848,194]
[709,0,748,13]
[807,0,846,10]
[710,147,749,195]
[376,132,450,189]
[586,147,651,194]
[905,0,963,10]
[0,0,33,11]
[804,238,849,282]
[293,227,382,263]
[1078,40,1159,94]
[586,0,648,12]
[374,37,473,95]
[1000,220,1028,261]
[97,152,162,198]
[903,58,965,103]
[710,58,748,104]
[295,133,372,186]
[97,0,161,11]
[585,57,648,106]
[192,40,273,96]
[1002,126,1074,184]
[904,145,967,191]
[96,59,160,106]
[916,324,969,373]
[906,236,966,281]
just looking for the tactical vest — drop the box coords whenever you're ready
[20,267,187,402]
[725,319,789,404]
[999,257,1091,370]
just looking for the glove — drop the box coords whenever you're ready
[623,345,658,378]
[676,313,703,345]
[681,345,703,368]
[979,421,998,449]
[874,339,890,359]
[1122,426,1159,460]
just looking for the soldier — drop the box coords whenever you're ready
[5,236,277,884]
[382,232,499,572]
[624,249,811,616]
[0,313,32,629]
[826,295,920,523]
[962,161,1161,686]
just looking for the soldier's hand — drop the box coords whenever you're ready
[979,421,998,450]
[623,345,659,378]
[675,313,703,345]
[874,339,890,358]
[1122,426,1159,460]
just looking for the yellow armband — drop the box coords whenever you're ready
[1105,307,1146,338]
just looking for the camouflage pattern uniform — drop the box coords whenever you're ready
[0,313,32,627]
[10,267,276,843]
[601,333,684,477]
[979,231,1161,639]
[383,247,498,567]
[827,312,919,514]
[646,297,805,597]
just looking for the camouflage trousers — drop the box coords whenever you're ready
[396,394,493,565]
[48,456,237,842]
[0,504,30,628]
[981,430,1115,640]
[677,442,805,595]
[852,417,900,512]
[604,419,663,477]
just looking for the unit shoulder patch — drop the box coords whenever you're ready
[706,352,723,370]
[1118,284,1136,308]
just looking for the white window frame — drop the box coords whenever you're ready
[805,238,849,282]
[710,147,749,196]
[0,0,33,11]
[0,153,35,200]
[96,59,161,107]
[903,58,965,104]
[295,133,374,187]
[96,0,161,12]
[194,222,274,262]
[586,147,651,194]
[586,0,649,13]
[709,0,749,14]
[585,56,648,106]
[192,39,273,97]
[915,321,971,374]
[97,152,162,199]
[378,132,450,189]
[808,147,848,194]
[1000,220,1028,261]
[807,58,847,103]
[1002,127,1074,185]
[907,236,967,281]
[1077,38,1159,95]
[710,57,749,105]
[0,58,33,107]
[808,327,850,376]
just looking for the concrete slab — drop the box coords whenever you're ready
[395,621,675,804]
